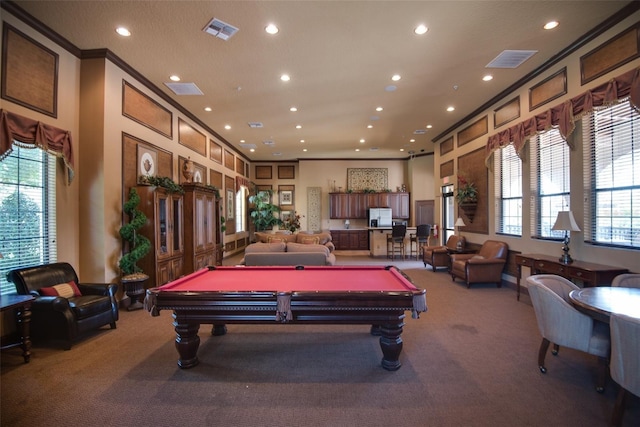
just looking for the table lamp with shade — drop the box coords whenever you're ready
[454,217,466,250]
[552,211,581,264]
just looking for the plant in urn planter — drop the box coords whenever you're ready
[455,173,478,222]
[118,187,152,310]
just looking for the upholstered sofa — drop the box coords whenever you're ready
[242,231,336,266]
[8,262,119,349]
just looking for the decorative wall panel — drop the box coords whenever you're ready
[347,168,388,191]
[307,187,322,232]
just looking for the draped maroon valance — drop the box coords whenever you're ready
[0,109,75,183]
[485,66,640,166]
[236,175,250,191]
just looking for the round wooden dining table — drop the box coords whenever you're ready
[569,287,640,323]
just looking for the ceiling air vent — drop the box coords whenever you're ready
[486,50,538,69]
[248,122,264,128]
[164,82,204,95]
[262,140,275,146]
[203,18,239,41]
[413,129,426,135]
[239,143,256,150]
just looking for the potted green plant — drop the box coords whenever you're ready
[118,187,152,310]
[455,173,478,222]
[248,190,282,232]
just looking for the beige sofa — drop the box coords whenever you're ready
[241,232,336,266]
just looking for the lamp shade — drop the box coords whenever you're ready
[552,211,580,231]
[455,217,466,227]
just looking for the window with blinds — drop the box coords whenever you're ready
[583,100,639,248]
[531,129,571,238]
[494,143,522,236]
[0,145,57,295]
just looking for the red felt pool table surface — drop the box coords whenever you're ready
[155,265,420,293]
[146,265,427,371]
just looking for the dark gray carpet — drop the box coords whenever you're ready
[1,254,638,426]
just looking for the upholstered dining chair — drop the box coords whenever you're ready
[409,224,431,260]
[609,312,640,426]
[611,273,640,288]
[526,274,610,392]
[386,224,406,260]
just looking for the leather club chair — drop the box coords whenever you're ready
[423,235,466,271]
[450,240,508,288]
[8,262,119,350]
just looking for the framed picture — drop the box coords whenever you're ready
[280,210,293,222]
[280,190,293,206]
[193,163,205,183]
[137,145,157,180]
[226,189,234,219]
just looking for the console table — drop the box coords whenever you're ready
[515,253,628,301]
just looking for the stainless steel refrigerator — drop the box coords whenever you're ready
[369,208,392,227]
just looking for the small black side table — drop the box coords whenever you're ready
[1,294,35,363]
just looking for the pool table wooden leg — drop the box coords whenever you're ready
[378,322,404,371]
[211,324,227,336]
[173,316,200,369]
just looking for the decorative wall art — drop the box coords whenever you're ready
[278,165,295,179]
[255,165,272,179]
[178,118,206,156]
[580,22,640,84]
[227,189,234,219]
[122,81,172,138]
[493,97,520,129]
[279,190,293,206]
[224,150,234,171]
[457,116,488,147]
[347,168,388,191]
[529,68,567,111]
[210,140,222,164]
[137,145,157,179]
[2,24,58,117]
[307,187,322,232]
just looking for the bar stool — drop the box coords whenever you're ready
[409,224,431,260]
[386,224,406,260]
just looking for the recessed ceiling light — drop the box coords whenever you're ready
[414,24,428,35]
[265,23,279,34]
[400,148,404,152]
[115,27,131,37]
[360,139,365,143]
[300,139,305,143]
[250,148,255,152]
[280,74,290,82]
[367,125,373,129]
[544,21,559,30]
[426,124,433,129]
[376,106,383,112]
[290,107,297,112]
[303,148,307,152]
[410,139,415,143]
[204,107,212,112]
[391,74,401,82]
[483,75,493,81]
[355,149,360,152]
[295,125,302,129]
[169,75,181,82]
[224,124,231,130]
[447,106,455,112]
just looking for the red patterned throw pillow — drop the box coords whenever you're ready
[40,281,82,298]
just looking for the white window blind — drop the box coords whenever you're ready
[495,143,522,236]
[0,145,57,295]
[531,129,571,238]
[583,100,640,248]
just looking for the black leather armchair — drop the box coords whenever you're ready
[8,262,118,349]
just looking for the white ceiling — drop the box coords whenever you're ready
[11,1,631,161]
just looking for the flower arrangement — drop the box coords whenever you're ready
[283,211,304,232]
[455,173,478,204]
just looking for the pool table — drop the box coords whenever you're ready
[145,265,427,371]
